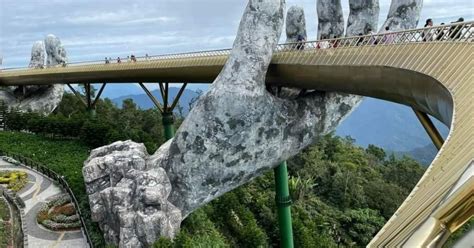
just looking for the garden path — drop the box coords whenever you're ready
[0,159,88,248]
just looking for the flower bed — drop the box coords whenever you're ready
[0,171,28,192]
[36,194,81,231]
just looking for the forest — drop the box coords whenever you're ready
[1,91,469,247]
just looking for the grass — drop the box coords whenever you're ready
[0,131,105,246]
[0,197,12,247]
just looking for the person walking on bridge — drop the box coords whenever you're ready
[449,17,464,39]
[422,19,434,41]
[382,26,395,44]
[296,34,305,50]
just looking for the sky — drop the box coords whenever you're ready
[0,0,473,68]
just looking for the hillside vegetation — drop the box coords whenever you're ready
[0,91,464,247]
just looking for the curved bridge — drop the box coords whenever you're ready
[1,22,473,247]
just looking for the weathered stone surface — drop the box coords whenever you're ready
[380,0,423,31]
[346,0,380,36]
[286,6,307,42]
[84,1,424,247]
[83,141,181,248]
[29,41,45,68]
[317,0,344,39]
[0,35,65,114]
[45,34,67,66]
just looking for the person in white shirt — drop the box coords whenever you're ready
[423,18,434,41]
[318,35,330,49]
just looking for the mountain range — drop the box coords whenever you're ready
[102,84,446,165]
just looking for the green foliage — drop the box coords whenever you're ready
[37,194,81,231]
[366,144,386,161]
[4,93,170,152]
[1,94,438,247]
[0,131,105,246]
[0,198,10,222]
[0,197,12,247]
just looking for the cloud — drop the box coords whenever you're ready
[1,0,473,68]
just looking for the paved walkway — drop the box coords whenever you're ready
[0,159,88,248]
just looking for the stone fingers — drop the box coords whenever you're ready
[381,0,423,31]
[317,0,344,39]
[212,0,285,95]
[347,0,380,36]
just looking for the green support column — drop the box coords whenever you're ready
[274,161,294,248]
[87,108,96,117]
[162,112,175,140]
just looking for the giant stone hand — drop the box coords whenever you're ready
[83,0,423,247]
[0,34,65,114]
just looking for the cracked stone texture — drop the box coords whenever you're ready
[29,41,45,68]
[380,0,423,31]
[0,35,65,114]
[45,34,67,66]
[346,0,380,36]
[83,141,181,247]
[84,0,423,247]
[317,0,344,39]
[286,6,307,42]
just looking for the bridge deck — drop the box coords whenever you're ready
[1,23,473,247]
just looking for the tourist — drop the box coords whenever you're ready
[145,54,149,61]
[318,35,330,49]
[117,57,121,63]
[296,34,305,50]
[382,26,395,44]
[109,57,112,63]
[131,54,137,62]
[105,57,110,64]
[331,36,339,48]
[367,28,377,45]
[449,17,464,39]
[357,33,364,46]
[436,23,447,40]
[422,19,434,41]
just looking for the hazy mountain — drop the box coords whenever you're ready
[394,144,439,166]
[111,87,200,115]
[97,83,209,100]
[108,84,447,164]
[336,98,449,152]
[98,84,144,99]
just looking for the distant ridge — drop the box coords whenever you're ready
[107,85,447,164]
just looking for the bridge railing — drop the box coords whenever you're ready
[0,21,472,71]
[278,21,473,52]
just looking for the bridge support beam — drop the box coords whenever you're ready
[274,161,294,248]
[67,83,106,117]
[413,109,444,150]
[139,82,187,141]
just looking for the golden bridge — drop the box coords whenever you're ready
[1,22,473,247]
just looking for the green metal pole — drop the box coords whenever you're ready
[274,161,294,248]
[87,108,96,117]
[162,112,175,140]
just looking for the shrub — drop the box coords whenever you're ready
[37,194,81,231]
